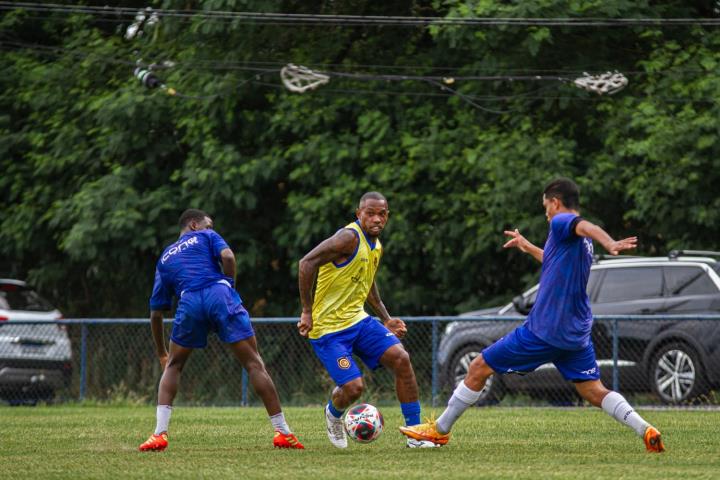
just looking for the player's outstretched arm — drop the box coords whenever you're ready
[503,229,544,263]
[367,281,406,339]
[297,229,359,337]
[149,310,168,369]
[575,220,637,255]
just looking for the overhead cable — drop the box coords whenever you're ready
[2,2,720,27]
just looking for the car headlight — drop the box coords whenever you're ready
[444,322,458,337]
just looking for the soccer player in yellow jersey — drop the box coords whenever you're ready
[298,192,436,448]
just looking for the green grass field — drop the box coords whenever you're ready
[1,405,718,479]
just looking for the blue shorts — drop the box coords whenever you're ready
[171,283,255,349]
[482,324,600,382]
[310,316,401,386]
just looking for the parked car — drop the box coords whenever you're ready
[0,279,72,404]
[439,251,720,405]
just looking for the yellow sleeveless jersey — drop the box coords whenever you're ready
[310,221,383,339]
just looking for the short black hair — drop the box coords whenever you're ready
[179,209,210,228]
[543,178,580,210]
[358,191,387,208]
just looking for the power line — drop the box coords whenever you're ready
[4,39,712,81]
[2,2,720,27]
[5,39,718,102]
[253,80,720,104]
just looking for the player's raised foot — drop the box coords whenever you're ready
[643,426,665,453]
[325,405,347,449]
[399,421,451,446]
[138,432,168,452]
[406,438,442,448]
[273,431,305,449]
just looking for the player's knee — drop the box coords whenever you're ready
[242,354,267,374]
[467,354,492,380]
[166,356,186,372]
[576,381,609,407]
[342,379,364,400]
[391,349,412,373]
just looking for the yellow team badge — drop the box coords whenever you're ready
[337,357,351,369]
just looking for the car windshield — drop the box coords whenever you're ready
[0,284,55,312]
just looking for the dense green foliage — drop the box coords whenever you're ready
[2,1,719,316]
[2,406,718,479]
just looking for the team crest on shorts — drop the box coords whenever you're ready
[337,357,351,369]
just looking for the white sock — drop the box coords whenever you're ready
[270,412,291,434]
[154,405,172,435]
[601,391,649,437]
[436,381,482,434]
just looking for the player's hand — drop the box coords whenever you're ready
[384,318,407,339]
[297,311,313,338]
[158,353,169,370]
[503,229,529,252]
[605,236,638,255]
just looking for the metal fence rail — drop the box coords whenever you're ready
[1,316,719,407]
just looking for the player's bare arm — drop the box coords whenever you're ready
[503,228,544,262]
[219,248,237,284]
[575,220,637,255]
[297,229,359,337]
[149,309,168,369]
[367,280,407,339]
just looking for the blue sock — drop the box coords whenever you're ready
[401,401,421,426]
[327,399,344,419]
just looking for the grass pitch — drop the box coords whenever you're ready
[1,405,718,479]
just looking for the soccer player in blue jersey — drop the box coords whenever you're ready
[139,209,303,451]
[298,192,437,448]
[400,178,665,452]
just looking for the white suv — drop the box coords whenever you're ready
[0,279,72,404]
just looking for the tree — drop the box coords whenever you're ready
[1,0,718,317]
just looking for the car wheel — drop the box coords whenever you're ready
[649,342,707,404]
[448,344,504,406]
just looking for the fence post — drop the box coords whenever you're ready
[431,319,439,408]
[241,368,248,406]
[611,318,619,393]
[80,323,87,401]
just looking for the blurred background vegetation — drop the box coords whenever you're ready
[2,0,719,317]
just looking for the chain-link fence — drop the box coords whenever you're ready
[1,316,719,407]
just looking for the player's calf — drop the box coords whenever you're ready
[598,390,665,453]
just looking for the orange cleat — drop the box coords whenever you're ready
[273,431,305,449]
[139,432,169,452]
[399,421,451,446]
[643,426,665,453]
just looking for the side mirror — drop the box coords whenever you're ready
[512,295,533,315]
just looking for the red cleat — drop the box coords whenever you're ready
[139,432,169,452]
[273,431,304,449]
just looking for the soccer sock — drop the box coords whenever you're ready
[154,405,172,435]
[327,399,344,419]
[270,411,291,434]
[400,401,421,426]
[601,391,650,437]
[436,381,482,434]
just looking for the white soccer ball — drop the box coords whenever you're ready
[343,403,384,443]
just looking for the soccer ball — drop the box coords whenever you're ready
[344,403,384,443]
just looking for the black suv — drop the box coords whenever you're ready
[438,251,720,405]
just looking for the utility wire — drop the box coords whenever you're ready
[5,39,718,105]
[2,2,720,27]
[4,39,712,81]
